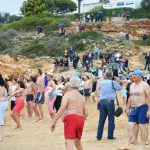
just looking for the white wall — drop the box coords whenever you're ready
[72,0,102,13]
[103,0,142,9]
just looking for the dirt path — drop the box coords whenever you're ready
[1,99,150,150]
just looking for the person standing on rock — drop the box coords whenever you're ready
[119,70,150,150]
[33,69,45,122]
[51,77,88,150]
[144,50,150,71]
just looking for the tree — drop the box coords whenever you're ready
[77,0,82,14]
[20,0,46,16]
[46,0,76,13]
[141,0,150,9]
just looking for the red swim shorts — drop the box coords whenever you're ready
[12,98,24,113]
[64,114,84,140]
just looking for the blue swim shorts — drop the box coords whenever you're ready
[128,104,149,124]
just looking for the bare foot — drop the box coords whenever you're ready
[146,141,149,145]
[38,119,44,123]
[35,118,41,122]
[131,139,138,145]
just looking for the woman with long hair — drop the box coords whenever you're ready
[0,74,9,142]
[10,80,25,130]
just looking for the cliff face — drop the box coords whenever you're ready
[0,55,54,79]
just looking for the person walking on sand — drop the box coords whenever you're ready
[51,77,88,150]
[0,74,9,142]
[33,69,45,122]
[96,71,121,140]
[45,72,56,119]
[10,80,25,130]
[26,76,36,118]
[119,70,150,150]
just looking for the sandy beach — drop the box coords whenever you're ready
[1,99,150,150]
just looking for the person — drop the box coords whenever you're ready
[10,78,17,111]
[94,45,100,60]
[0,74,9,142]
[144,50,150,71]
[44,73,48,88]
[45,72,56,119]
[26,76,36,118]
[84,76,91,103]
[96,71,122,140]
[33,69,45,122]
[10,80,25,130]
[50,77,88,150]
[143,34,148,45]
[91,77,98,103]
[120,70,150,150]
[54,77,64,112]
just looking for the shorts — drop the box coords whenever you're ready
[84,89,90,97]
[10,101,15,111]
[121,89,127,97]
[0,101,8,125]
[34,92,45,104]
[128,104,149,124]
[26,94,34,102]
[64,114,84,140]
[48,97,56,113]
[12,98,24,113]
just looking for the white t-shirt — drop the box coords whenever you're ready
[56,84,64,96]
[11,84,17,101]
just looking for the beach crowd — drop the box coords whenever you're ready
[0,47,150,150]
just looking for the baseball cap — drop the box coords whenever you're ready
[133,70,142,78]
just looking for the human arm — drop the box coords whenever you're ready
[145,84,150,118]
[96,80,100,99]
[50,94,68,132]
[83,99,88,120]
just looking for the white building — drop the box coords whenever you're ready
[72,0,102,13]
[103,0,142,9]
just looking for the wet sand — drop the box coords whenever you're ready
[1,100,150,150]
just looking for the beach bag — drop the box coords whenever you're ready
[112,81,123,117]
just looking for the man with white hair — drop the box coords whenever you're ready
[51,77,88,150]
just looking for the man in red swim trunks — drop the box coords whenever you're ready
[51,76,88,150]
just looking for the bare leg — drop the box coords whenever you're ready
[146,124,149,145]
[33,103,40,121]
[139,124,147,150]
[38,104,44,121]
[28,101,33,118]
[65,139,74,150]
[119,122,136,150]
[91,96,96,103]
[10,113,21,129]
[0,126,4,142]
[75,139,83,150]
[131,124,139,144]
[50,113,55,119]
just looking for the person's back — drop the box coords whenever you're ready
[63,89,85,117]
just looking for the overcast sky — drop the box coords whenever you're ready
[0,0,25,15]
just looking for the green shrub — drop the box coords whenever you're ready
[0,40,8,50]
[59,67,69,73]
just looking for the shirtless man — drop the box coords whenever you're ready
[119,70,150,150]
[26,76,36,118]
[51,77,88,150]
[33,69,45,122]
